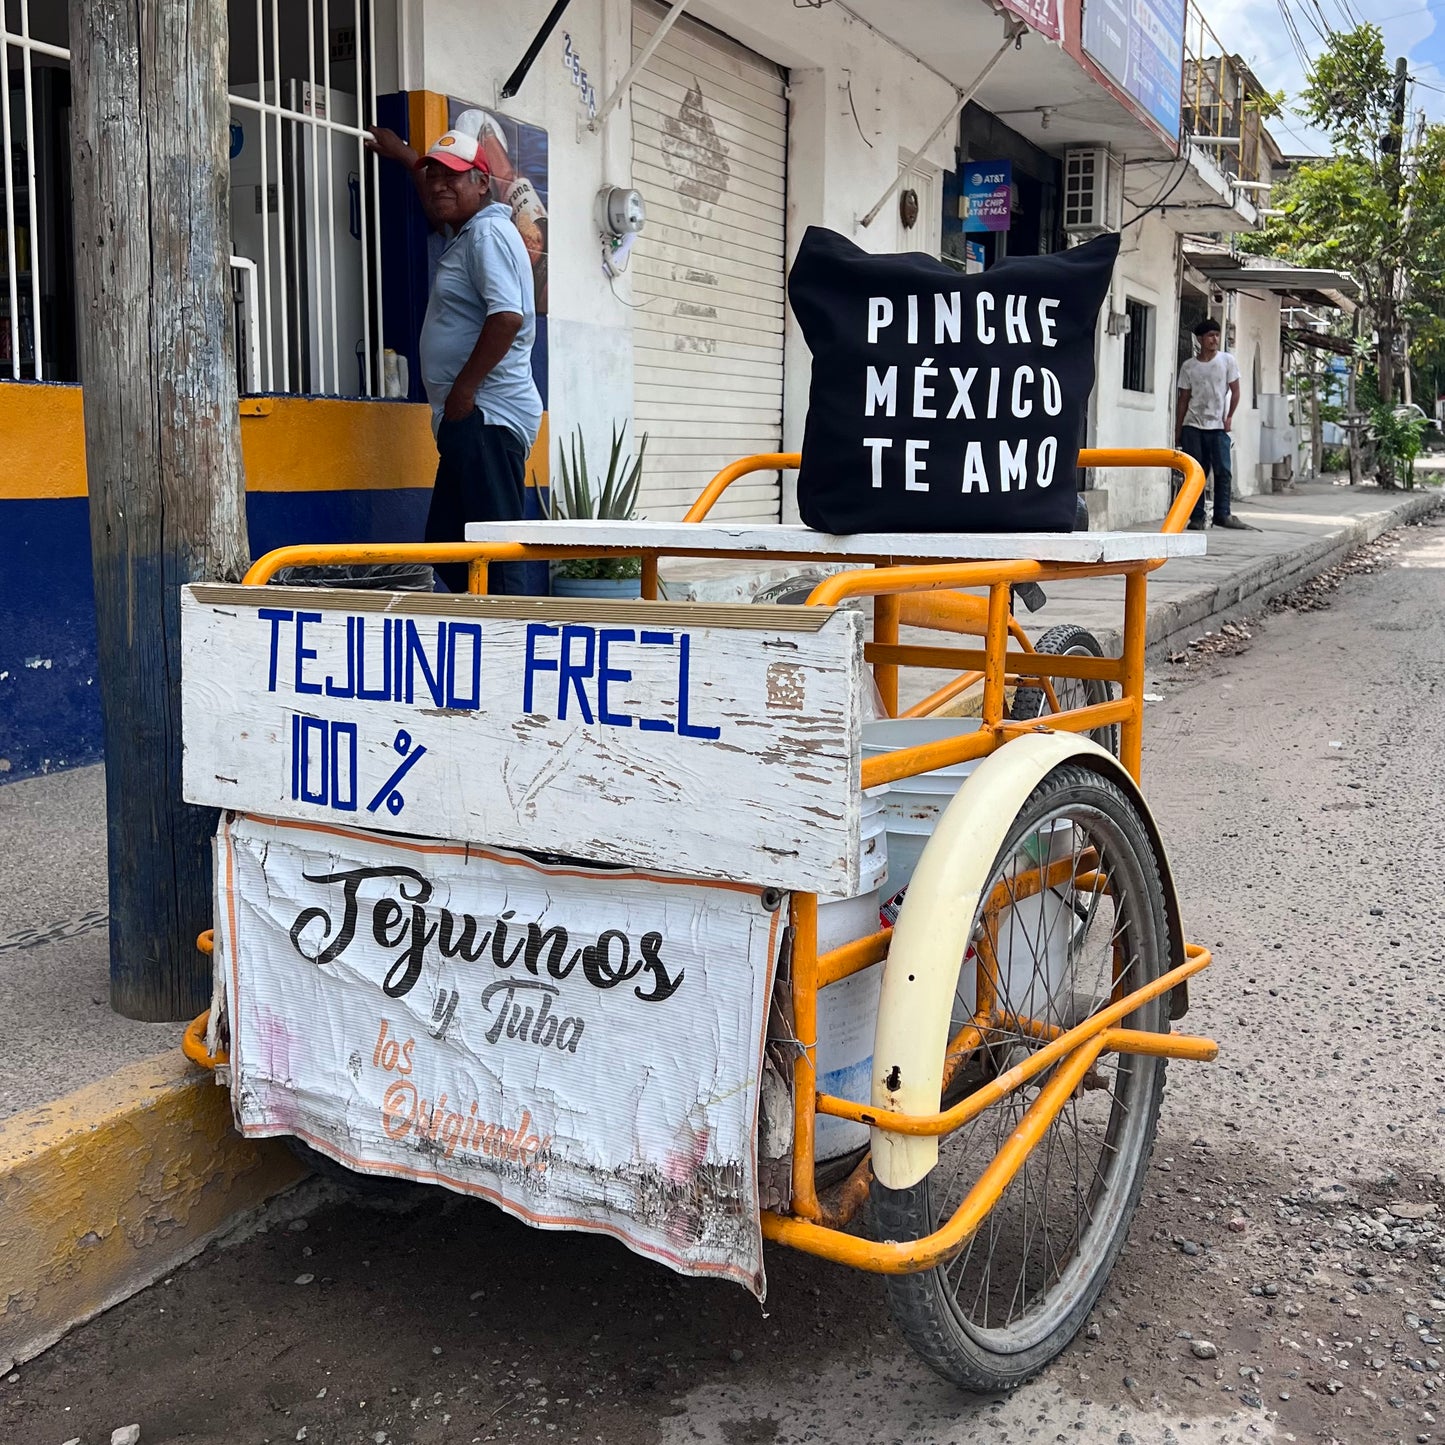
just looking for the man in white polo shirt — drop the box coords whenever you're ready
[1176,317,1250,531]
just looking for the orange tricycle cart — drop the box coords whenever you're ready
[183,448,1216,1392]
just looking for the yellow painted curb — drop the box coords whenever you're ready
[0,1050,307,1370]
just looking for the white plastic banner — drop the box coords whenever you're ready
[216,814,783,1293]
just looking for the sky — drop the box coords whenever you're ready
[1199,0,1445,154]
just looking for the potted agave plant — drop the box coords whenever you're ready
[546,423,648,599]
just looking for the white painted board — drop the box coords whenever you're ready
[182,587,864,894]
[216,814,783,1293]
[463,519,1206,563]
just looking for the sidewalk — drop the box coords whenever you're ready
[1031,477,1441,657]
[898,478,1440,712]
[0,477,1436,1372]
[0,769,305,1374]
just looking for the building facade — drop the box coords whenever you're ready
[1,0,1327,779]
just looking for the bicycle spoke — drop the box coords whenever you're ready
[910,791,1166,1360]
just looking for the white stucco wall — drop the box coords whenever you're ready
[414,0,957,517]
[1087,210,1180,529]
[1228,287,1284,498]
[413,0,637,475]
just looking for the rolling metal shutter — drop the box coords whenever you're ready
[631,0,787,522]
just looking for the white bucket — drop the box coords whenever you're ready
[817,888,882,953]
[863,719,987,893]
[814,947,883,1162]
[821,784,890,899]
[814,791,888,1161]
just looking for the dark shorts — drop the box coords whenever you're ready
[426,411,527,594]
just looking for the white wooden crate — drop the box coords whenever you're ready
[182,586,864,894]
[463,519,1205,564]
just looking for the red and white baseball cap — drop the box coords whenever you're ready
[418,128,491,175]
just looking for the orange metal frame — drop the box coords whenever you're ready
[188,448,1217,1276]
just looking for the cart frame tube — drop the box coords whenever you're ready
[208,448,1213,1276]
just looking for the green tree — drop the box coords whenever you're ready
[1410,311,1445,416]
[1242,24,1445,483]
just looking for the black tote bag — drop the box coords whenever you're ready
[787,227,1120,534]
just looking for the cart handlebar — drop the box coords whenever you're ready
[684,448,1207,536]
[237,448,1205,587]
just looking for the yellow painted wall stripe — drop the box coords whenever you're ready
[409,90,450,158]
[239,394,436,492]
[0,1050,306,1370]
[0,385,549,500]
[0,383,87,500]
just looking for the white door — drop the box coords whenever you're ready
[894,155,942,258]
[631,0,788,522]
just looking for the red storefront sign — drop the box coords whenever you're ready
[1000,0,1060,42]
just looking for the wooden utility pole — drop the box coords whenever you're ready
[1348,312,1363,486]
[1309,349,1322,480]
[69,0,250,1019]
[1377,56,1409,410]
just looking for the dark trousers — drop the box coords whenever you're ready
[426,411,527,595]
[1179,425,1233,523]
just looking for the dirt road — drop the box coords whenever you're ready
[6,513,1445,1445]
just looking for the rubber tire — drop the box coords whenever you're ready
[872,765,1168,1393]
[1009,624,1118,758]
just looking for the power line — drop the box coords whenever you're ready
[1290,4,1409,137]
[1120,156,1192,230]
[1273,112,1330,151]
[1279,2,1313,71]
[1297,0,1333,44]
[1274,0,1314,72]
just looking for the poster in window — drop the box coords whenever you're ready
[445,99,549,318]
[962,161,1013,233]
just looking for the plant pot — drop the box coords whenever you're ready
[550,575,643,600]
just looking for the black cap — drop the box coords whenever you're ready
[1193,317,1222,338]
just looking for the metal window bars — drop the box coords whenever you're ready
[0,0,387,396]
[0,0,60,380]
[225,0,386,396]
[1181,0,1269,187]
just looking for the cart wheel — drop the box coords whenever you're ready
[872,763,1169,1392]
[1009,625,1118,757]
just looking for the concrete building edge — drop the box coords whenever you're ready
[0,1051,307,1373]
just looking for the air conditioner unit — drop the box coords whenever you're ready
[1063,147,1124,238]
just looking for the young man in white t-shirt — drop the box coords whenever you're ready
[1176,317,1250,531]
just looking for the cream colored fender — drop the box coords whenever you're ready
[869,731,1183,1190]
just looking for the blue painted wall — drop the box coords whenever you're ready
[0,488,432,781]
